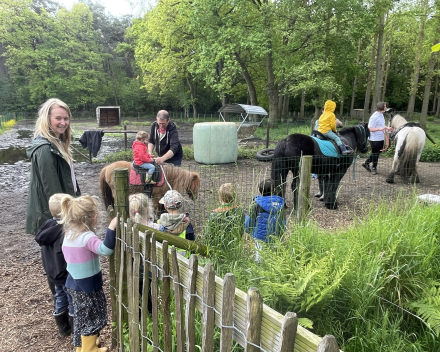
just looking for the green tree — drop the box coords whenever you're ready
[0,0,107,108]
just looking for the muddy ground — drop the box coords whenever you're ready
[1,119,439,351]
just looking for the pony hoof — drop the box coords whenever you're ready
[325,202,338,209]
[385,178,394,184]
[314,193,322,198]
[319,195,324,201]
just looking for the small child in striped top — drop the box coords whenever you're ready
[60,194,117,352]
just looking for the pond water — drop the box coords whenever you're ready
[0,121,126,164]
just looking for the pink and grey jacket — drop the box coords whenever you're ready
[62,228,116,293]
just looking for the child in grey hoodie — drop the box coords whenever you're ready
[158,190,192,238]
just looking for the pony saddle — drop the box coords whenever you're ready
[311,131,351,157]
[312,130,341,149]
[131,162,163,186]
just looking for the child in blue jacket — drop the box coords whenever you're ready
[245,179,286,261]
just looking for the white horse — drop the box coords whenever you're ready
[386,114,426,184]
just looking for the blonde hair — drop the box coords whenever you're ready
[48,193,68,218]
[218,183,237,204]
[136,131,149,141]
[34,98,73,162]
[129,193,155,224]
[59,195,99,240]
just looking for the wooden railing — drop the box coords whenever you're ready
[108,167,342,352]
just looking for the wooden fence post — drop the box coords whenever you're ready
[141,232,152,352]
[297,155,312,223]
[280,312,298,352]
[117,218,127,352]
[114,168,129,220]
[109,212,120,349]
[131,223,141,352]
[162,241,172,351]
[151,234,159,352]
[317,335,340,352]
[246,287,263,352]
[126,218,136,352]
[172,247,185,352]
[220,273,235,352]
[202,263,215,352]
[185,255,198,352]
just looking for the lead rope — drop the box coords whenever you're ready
[380,132,390,152]
[160,164,173,190]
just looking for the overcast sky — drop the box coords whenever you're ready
[56,0,133,17]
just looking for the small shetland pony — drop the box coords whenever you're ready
[386,115,426,184]
[100,161,201,211]
[271,123,369,209]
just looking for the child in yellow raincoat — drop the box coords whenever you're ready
[317,100,353,155]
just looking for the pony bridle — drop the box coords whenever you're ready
[357,124,369,153]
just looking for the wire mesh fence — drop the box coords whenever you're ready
[164,156,440,233]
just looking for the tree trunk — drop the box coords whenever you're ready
[419,49,437,129]
[350,40,361,117]
[186,77,197,118]
[363,33,378,121]
[381,40,392,101]
[283,95,290,121]
[266,51,279,128]
[339,91,344,116]
[407,3,427,120]
[371,14,385,110]
[107,57,118,106]
[235,53,258,107]
[300,90,305,118]
[432,69,438,113]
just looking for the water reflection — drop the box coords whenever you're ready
[17,130,33,139]
[0,145,86,164]
[0,146,27,164]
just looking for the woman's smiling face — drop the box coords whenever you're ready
[49,106,70,137]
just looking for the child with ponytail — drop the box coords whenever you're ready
[129,193,162,230]
[60,194,117,352]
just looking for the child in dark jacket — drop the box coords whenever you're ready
[245,179,286,261]
[35,193,73,337]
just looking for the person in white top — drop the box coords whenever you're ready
[362,102,393,175]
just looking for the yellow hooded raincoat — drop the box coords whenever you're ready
[317,100,337,134]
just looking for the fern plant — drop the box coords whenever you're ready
[409,283,440,336]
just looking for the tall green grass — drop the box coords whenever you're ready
[207,194,440,351]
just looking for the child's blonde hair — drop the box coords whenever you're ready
[218,183,237,204]
[129,193,155,224]
[59,195,100,240]
[48,193,67,218]
[136,131,149,141]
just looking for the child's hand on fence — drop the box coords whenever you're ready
[108,217,118,231]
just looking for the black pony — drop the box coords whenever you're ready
[271,123,369,209]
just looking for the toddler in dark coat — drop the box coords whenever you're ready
[35,193,73,337]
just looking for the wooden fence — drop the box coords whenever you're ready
[108,167,341,352]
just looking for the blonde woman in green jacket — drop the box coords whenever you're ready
[26,98,81,236]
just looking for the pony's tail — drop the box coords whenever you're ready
[397,130,421,179]
[100,167,114,210]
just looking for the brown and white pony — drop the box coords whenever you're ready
[99,161,200,211]
[386,115,426,184]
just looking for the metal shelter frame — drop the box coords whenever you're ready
[218,104,268,132]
